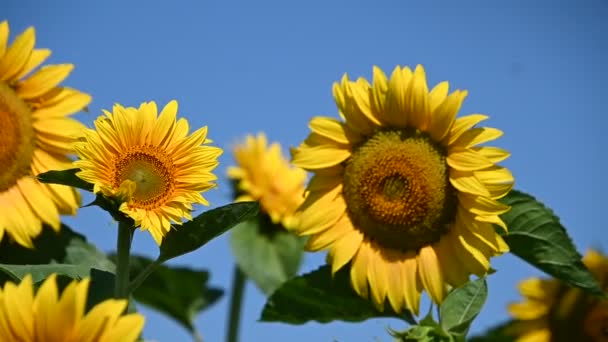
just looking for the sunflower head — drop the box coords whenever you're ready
[291,65,513,314]
[509,250,608,342]
[227,133,307,229]
[0,274,144,341]
[74,100,223,245]
[0,21,91,247]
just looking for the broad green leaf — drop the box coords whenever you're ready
[0,264,91,283]
[260,265,416,324]
[0,224,85,264]
[86,269,117,311]
[126,255,223,332]
[0,224,115,273]
[36,168,93,192]
[439,278,487,336]
[499,190,604,296]
[159,202,259,262]
[396,325,452,342]
[230,216,305,295]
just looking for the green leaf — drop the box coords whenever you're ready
[36,168,93,192]
[499,190,604,296]
[439,278,487,336]
[0,264,91,283]
[125,255,223,332]
[230,215,305,295]
[159,202,259,262]
[260,265,416,324]
[0,224,115,273]
[86,269,117,311]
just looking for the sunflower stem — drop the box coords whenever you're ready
[127,259,162,294]
[115,220,134,299]
[226,264,246,342]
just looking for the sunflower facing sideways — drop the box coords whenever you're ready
[0,21,90,247]
[227,133,307,229]
[291,65,514,314]
[74,100,222,245]
[0,274,144,342]
[509,250,608,342]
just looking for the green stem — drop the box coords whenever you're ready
[127,259,162,294]
[226,265,246,342]
[115,220,133,299]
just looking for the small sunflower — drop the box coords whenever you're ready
[0,21,90,247]
[291,65,513,314]
[227,133,307,228]
[0,274,144,342]
[509,250,608,342]
[74,100,222,244]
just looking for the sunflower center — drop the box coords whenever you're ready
[112,146,176,209]
[343,129,457,251]
[0,82,35,192]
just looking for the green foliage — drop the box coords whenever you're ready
[36,168,93,192]
[0,263,92,283]
[230,214,305,295]
[126,254,223,332]
[159,201,259,262]
[260,265,416,324]
[499,190,604,296]
[439,278,487,337]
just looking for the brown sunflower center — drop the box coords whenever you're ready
[0,82,35,192]
[112,145,176,209]
[343,129,457,251]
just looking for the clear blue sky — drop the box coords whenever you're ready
[5,1,607,341]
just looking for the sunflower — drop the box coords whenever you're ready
[509,250,608,342]
[73,100,222,245]
[0,21,90,247]
[0,274,144,342]
[227,133,307,228]
[291,65,513,314]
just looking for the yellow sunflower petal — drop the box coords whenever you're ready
[14,48,51,80]
[472,146,510,164]
[370,65,390,124]
[445,113,488,146]
[452,127,503,148]
[429,81,449,112]
[16,64,73,99]
[291,143,351,170]
[309,116,361,145]
[435,237,470,287]
[428,90,468,142]
[333,75,374,135]
[367,244,389,311]
[406,65,430,131]
[383,66,411,128]
[418,245,447,304]
[447,148,495,171]
[0,27,35,81]
[0,21,8,58]
[401,253,421,315]
[450,169,490,196]
[328,228,363,275]
[350,240,372,299]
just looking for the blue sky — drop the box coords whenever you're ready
[5,1,607,341]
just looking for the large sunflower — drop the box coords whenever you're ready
[74,100,222,244]
[291,65,513,314]
[0,274,144,342]
[0,21,90,247]
[509,250,608,342]
[227,133,307,228]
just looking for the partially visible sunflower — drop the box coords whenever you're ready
[509,250,608,342]
[74,100,222,244]
[0,21,90,247]
[291,65,513,314]
[0,273,144,342]
[227,133,307,228]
